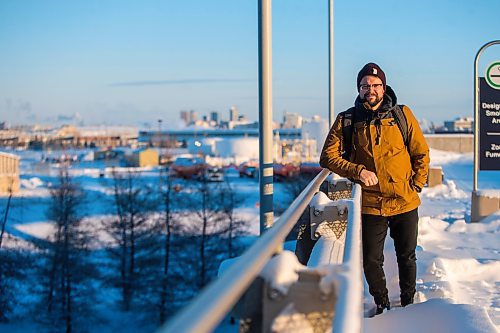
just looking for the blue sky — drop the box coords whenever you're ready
[0,0,499,128]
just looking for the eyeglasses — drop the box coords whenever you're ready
[359,83,383,91]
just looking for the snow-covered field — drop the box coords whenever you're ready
[0,148,499,332]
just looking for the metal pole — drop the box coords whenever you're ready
[259,0,274,233]
[328,0,334,127]
[473,40,500,192]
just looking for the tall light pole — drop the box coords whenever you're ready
[158,119,163,151]
[158,118,163,189]
[328,0,335,127]
[258,0,274,234]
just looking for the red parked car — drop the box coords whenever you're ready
[273,163,300,181]
[299,162,323,177]
[171,157,206,179]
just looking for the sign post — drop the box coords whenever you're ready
[474,41,500,190]
[472,41,500,222]
[478,72,500,170]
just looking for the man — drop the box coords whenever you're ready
[319,63,429,315]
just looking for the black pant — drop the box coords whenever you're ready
[362,208,418,305]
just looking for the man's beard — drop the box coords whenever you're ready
[364,94,383,107]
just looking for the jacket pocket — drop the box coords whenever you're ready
[388,172,414,200]
[362,189,381,208]
[381,121,405,151]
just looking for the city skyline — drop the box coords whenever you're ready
[0,0,499,128]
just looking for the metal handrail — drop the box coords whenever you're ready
[158,168,331,333]
[332,184,363,333]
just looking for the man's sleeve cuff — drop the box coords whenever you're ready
[355,165,365,179]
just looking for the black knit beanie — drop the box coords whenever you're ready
[357,63,386,90]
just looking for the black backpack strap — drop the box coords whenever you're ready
[341,107,355,160]
[393,105,409,147]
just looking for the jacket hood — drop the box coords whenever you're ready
[354,85,398,113]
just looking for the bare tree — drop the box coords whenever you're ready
[176,177,223,290]
[0,181,13,321]
[219,176,246,258]
[181,175,249,291]
[137,168,187,324]
[40,168,96,333]
[157,167,178,322]
[104,168,158,311]
[0,183,12,249]
[0,181,32,323]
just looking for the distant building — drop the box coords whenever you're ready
[189,110,197,123]
[0,152,20,194]
[68,125,138,148]
[302,116,329,157]
[210,111,219,124]
[442,117,474,133]
[283,112,303,129]
[229,106,238,122]
[180,110,198,125]
[180,110,190,124]
[125,148,158,167]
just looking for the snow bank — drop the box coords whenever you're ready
[429,148,473,165]
[477,189,500,199]
[364,298,497,333]
[14,222,56,240]
[20,177,44,189]
[422,180,468,199]
[0,231,37,250]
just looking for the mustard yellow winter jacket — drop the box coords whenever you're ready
[320,86,430,216]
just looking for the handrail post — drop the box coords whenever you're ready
[259,0,274,233]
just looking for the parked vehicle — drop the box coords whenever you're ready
[204,167,224,182]
[238,161,259,178]
[299,162,323,177]
[273,163,300,181]
[171,157,205,179]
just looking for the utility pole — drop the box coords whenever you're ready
[328,0,335,127]
[258,0,274,234]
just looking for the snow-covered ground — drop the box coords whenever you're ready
[364,149,499,332]
[0,148,499,332]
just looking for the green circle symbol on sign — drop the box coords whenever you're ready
[485,61,500,90]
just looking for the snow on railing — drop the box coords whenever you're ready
[331,184,363,333]
[157,170,363,333]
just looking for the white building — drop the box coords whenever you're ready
[301,116,329,157]
[229,106,238,122]
[282,112,303,129]
[444,117,473,133]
